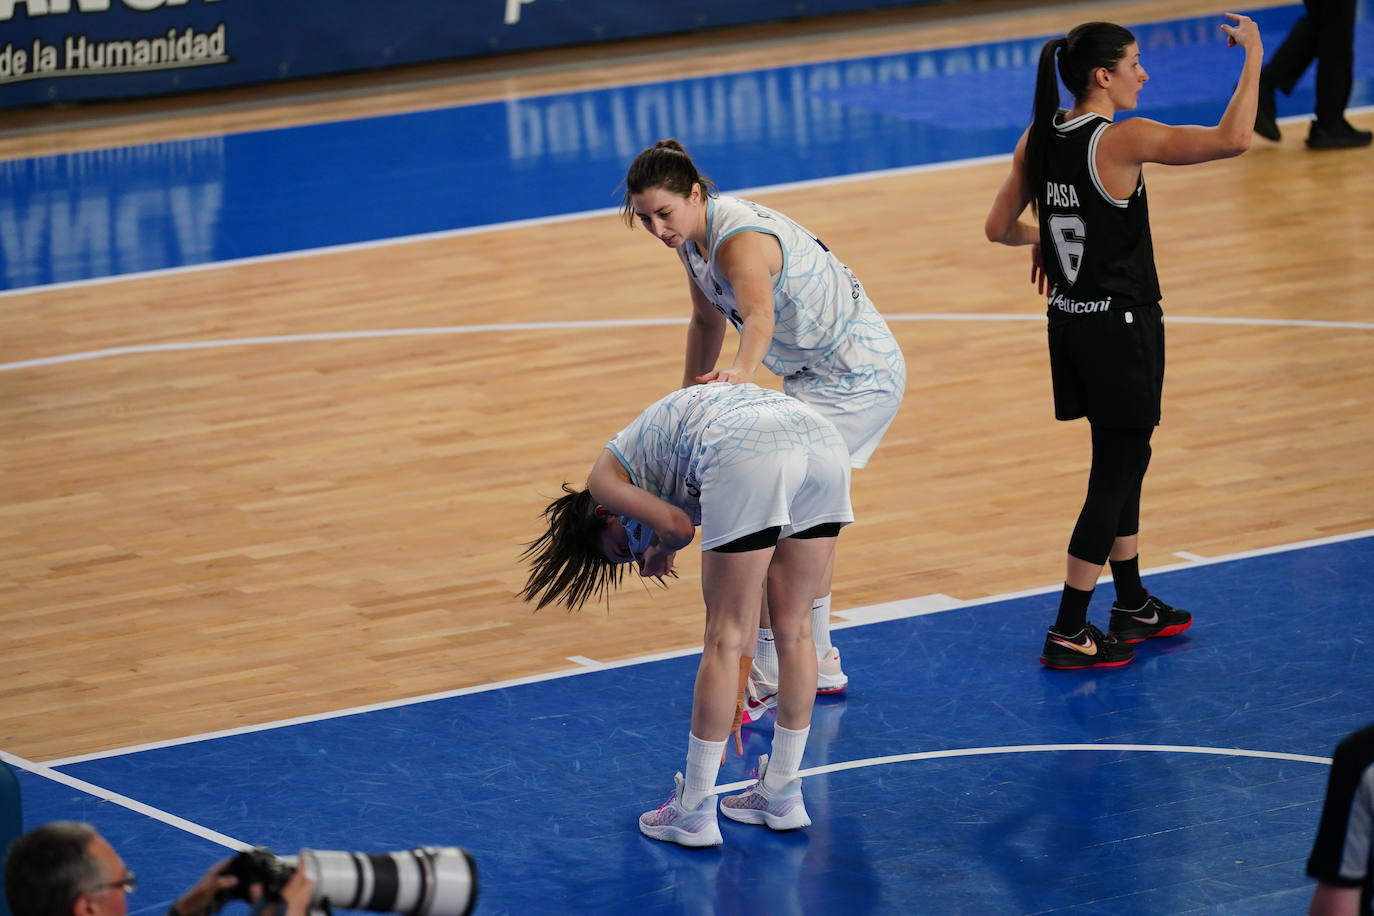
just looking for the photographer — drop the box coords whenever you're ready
[3,823,312,916]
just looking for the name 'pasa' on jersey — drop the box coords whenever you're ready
[1046,181,1080,208]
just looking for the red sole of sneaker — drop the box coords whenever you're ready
[1119,619,1194,644]
[816,685,847,695]
[1040,657,1133,669]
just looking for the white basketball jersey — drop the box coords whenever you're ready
[679,195,893,379]
[606,383,852,549]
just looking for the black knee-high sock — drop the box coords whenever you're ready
[1054,583,1094,634]
[1109,555,1147,609]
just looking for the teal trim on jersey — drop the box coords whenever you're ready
[603,443,640,489]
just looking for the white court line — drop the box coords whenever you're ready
[1174,550,1209,562]
[838,527,1374,631]
[0,154,1006,304]
[37,526,1374,768]
[4,311,1371,373]
[4,95,1371,306]
[565,655,605,669]
[7,740,1329,840]
[712,743,1333,794]
[0,749,250,851]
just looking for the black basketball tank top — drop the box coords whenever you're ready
[1037,112,1161,319]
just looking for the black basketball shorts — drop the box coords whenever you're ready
[1047,302,1164,428]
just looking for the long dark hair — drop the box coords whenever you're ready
[1025,22,1136,213]
[621,138,719,227]
[519,483,624,611]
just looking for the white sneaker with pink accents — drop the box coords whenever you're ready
[638,773,723,847]
[719,755,811,831]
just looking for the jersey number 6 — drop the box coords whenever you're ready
[1047,214,1086,285]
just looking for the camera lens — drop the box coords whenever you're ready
[295,848,476,916]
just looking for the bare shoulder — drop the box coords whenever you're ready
[1098,116,1172,164]
[1102,116,1170,145]
[716,228,781,274]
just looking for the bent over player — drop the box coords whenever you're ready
[521,382,851,846]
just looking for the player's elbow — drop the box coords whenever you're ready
[1222,130,1253,157]
[984,217,1009,245]
[661,517,695,551]
[1209,124,1253,159]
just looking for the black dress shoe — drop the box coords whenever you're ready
[1254,75,1280,141]
[1306,119,1373,149]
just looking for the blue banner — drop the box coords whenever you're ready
[5,6,1337,293]
[0,0,940,109]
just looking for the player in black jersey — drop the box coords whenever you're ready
[984,14,1264,669]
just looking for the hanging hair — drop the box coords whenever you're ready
[621,138,719,227]
[519,483,625,611]
[1025,22,1136,214]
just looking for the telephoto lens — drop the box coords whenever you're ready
[292,847,477,916]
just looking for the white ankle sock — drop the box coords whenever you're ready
[754,627,778,683]
[682,733,726,810]
[811,594,833,655]
[763,723,810,794]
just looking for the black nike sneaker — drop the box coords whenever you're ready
[1040,623,1134,669]
[1108,592,1193,644]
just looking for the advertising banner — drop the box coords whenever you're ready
[0,0,938,109]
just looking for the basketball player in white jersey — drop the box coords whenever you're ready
[623,139,906,717]
[520,382,853,846]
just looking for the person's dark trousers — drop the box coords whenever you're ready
[1263,0,1358,126]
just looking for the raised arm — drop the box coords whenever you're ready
[683,278,727,388]
[1105,13,1264,170]
[697,230,779,385]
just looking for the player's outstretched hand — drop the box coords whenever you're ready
[1220,12,1260,50]
[695,368,749,385]
[722,655,751,764]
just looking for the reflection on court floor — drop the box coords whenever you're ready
[10,533,1371,914]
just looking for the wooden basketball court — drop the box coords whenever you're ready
[2,0,1370,764]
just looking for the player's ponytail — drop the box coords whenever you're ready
[1025,23,1136,215]
[621,138,719,227]
[1025,36,1067,216]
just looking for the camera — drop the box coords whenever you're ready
[217,846,477,916]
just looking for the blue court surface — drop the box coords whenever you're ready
[2,2,1372,291]
[9,533,1372,915]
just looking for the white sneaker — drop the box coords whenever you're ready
[638,773,723,847]
[720,755,811,830]
[742,665,778,725]
[817,645,848,694]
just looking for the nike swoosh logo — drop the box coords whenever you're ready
[1049,634,1097,655]
[746,692,777,711]
[1130,611,1159,624]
